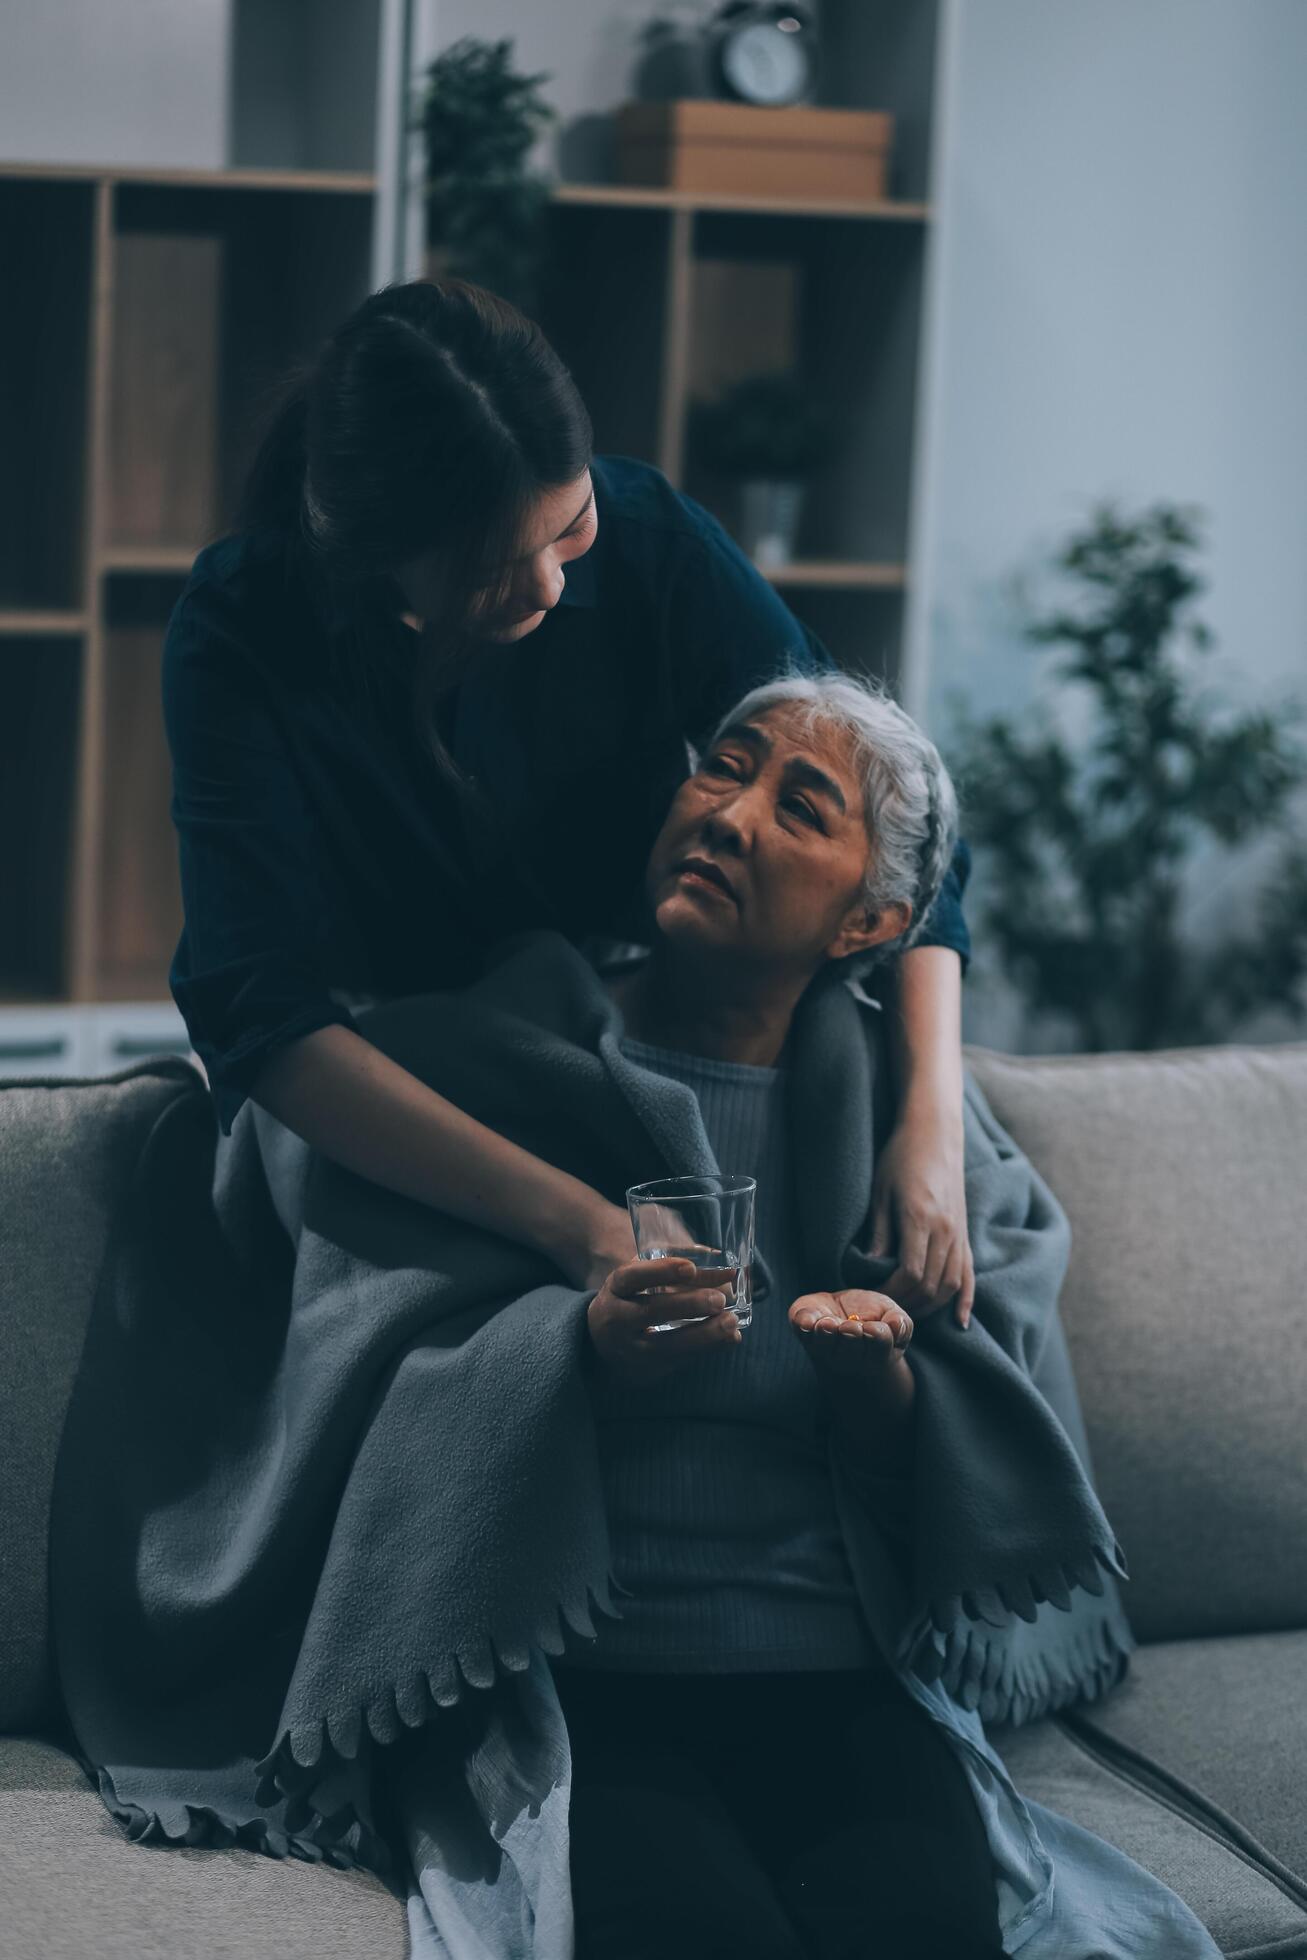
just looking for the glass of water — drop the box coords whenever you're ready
[626,1174,757,1334]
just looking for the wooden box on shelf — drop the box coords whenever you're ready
[614,101,893,202]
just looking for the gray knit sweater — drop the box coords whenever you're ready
[562,1031,886,1674]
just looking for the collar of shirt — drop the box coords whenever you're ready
[556,542,597,609]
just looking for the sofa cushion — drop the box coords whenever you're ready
[0,1060,210,1733]
[964,1042,1307,1645]
[0,1735,406,1958]
[1063,1628,1307,1902]
[987,1710,1307,1959]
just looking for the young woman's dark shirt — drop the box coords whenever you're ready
[162,453,972,1135]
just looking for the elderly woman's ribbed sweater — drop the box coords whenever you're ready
[560,1031,889,1674]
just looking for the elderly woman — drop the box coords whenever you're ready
[52,672,1225,1960]
[548,666,1001,1957]
[530,669,1218,1960]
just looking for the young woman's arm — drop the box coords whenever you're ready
[869,945,977,1328]
[164,573,633,1290]
[655,527,978,1330]
[252,1024,632,1290]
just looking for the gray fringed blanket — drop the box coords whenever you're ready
[50,927,1133,1890]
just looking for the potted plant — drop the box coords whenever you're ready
[687,371,840,566]
[947,500,1307,1050]
[414,37,558,314]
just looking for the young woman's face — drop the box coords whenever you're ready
[394,471,597,641]
[643,703,910,982]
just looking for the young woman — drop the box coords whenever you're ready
[163,276,976,1321]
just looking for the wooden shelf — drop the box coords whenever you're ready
[552,183,929,222]
[97,556,906,593]
[0,148,378,1008]
[104,182,373,576]
[0,161,377,195]
[100,546,198,576]
[4,2,944,1010]
[0,610,89,636]
[757,561,908,589]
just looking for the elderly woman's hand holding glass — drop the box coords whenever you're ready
[585,1254,743,1386]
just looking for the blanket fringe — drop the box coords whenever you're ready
[88,1536,1133,1868]
[87,1755,365,1871]
[86,1566,625,1884]
[234,1565,630,1874]
[893,1540,1136,1727]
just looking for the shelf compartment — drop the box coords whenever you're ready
[107,227,222,554]
[105,183,374,559]
[94,575,186,1000]
[686,209,928,566]
[537,202,677,469]
[0,637,84,998]
[782,585,907,686]
[0,180,93,610]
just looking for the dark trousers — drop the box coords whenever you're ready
[551,1662,1007,1960]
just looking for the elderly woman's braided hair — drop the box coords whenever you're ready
[693,653,959,987]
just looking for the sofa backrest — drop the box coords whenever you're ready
[0,1059,210,1736]
[965,1040,1307,1646]
[2,1041,1303,1735]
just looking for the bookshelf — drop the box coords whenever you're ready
[1,0,945,1037]
[0,162,376,1026]
[519,0,944,692]
[532,185,930,680]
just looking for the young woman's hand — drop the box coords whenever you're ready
[868,1114,975,1329]
[586,1258,742,1387]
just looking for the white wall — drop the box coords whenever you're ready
[909,0,1307,1048]
[0,0,400,285]
[0,0,232,169]
[0,0,386,179]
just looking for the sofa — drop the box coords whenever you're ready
[2,1039,1305,1959]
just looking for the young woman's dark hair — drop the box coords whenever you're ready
[237,277,593,803]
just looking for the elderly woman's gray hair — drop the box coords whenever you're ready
[691,657,960,979]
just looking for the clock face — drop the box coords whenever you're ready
[721,21,810,106]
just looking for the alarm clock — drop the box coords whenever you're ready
[707,3,819,108]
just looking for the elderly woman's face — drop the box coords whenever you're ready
[644,703,885,978]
